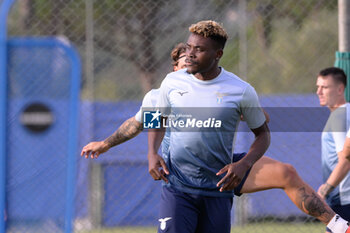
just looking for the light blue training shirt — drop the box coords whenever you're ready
[156,68,266,197]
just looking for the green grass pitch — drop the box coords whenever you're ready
[79,222,324,233]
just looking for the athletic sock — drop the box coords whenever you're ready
[327,214,349,233]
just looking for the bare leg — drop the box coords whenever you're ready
[240,156,335,225]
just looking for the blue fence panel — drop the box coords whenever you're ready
[0,1,16,232]
[5,38,80,233]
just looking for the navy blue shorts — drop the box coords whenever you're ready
[326,204,350,232]
[158,186,233,233]
[232,152,251,196]
[157,153,251,233]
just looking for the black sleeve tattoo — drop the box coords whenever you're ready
[297,187,331,219]
[104,117,143,148]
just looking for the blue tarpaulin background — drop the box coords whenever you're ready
[7,94,329,227]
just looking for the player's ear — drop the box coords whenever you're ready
[173,66,178,71]
[215,49,223,61]
[338,83,345,94]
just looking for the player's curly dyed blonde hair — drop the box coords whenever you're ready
[189,20,228,49]
[171,43,186,66]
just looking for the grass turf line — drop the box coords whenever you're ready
[78,222,324,233]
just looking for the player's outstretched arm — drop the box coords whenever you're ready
[216,122,270,192]
[147,121,169,183]
[318,150,350,199]
[80,141,110,159]
[81,116,143,159]
[104,116,143,147]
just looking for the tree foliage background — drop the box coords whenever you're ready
[7,0,338,100]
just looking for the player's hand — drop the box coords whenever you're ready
[81,141,110,159]
[317,184,326,200]
[216,161,249,192]
[148,153,169,183]
[317,183,334,200]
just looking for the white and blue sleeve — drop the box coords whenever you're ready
[134,90,155,123]
[156,77,171,116]
[240,85,266,129]
[330,106,347,152]
[333,131,347,153]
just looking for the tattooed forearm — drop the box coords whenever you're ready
[297,187,332,219]
[104,117,143,148]
[319,183,335,198]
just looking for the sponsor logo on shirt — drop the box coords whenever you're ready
[177,91,188,96]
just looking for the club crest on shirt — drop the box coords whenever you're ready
[216,92,229,104]
[159,217,172,230]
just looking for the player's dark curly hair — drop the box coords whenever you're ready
[171,43,186,66]
[319,67,347,87]
[189,20,228,49]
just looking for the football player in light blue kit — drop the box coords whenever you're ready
[316,67,350,233]
[148,21,350,233]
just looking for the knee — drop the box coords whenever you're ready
[278,163,300,186]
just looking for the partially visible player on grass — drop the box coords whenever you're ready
[315,67,350,233]
[147,20,350,233]
[80,43,186,158]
